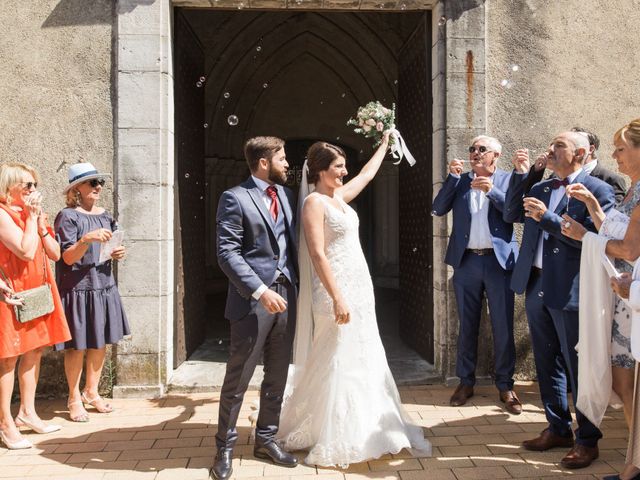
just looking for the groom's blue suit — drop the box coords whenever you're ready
[215,176,298,450]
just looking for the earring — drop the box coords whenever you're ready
[75,190,81,206]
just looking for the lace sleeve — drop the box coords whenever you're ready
[599,208,630,240]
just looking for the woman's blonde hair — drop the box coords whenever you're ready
[0,163,40,205]
[65,188,81,208]
[614,118,640,148]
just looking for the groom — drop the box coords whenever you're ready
[212,136,299,480]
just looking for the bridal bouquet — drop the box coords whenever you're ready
[347,101,416,166]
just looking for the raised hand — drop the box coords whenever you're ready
[512,149,530,174]
[24,191,42,217]
[82,228,112,244]
[448,159,464,176]
[470,176,493,193]
[565,183,596,206]
[533,152,548,172]
[523,197,547,222]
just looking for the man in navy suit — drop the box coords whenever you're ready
[505,131,615,469]
[432,135,521,414]
[212,136,299,480]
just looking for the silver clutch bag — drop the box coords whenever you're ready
[13,284,54,324]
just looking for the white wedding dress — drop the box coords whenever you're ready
[277,192,430,467]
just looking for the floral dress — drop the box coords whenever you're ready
[611,182,640,368]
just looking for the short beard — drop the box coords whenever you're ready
[267,162,288,185]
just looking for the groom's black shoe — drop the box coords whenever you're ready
[210,448,233,480]
[254,442,298,467]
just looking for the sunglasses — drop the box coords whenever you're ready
[86,178,106,188]
[21,182,38,190]
[468,145,493,154]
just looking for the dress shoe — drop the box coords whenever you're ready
[210,448,233,480]
[499,390,522,415]
[560,444,599,469]
[449,384,474,406]
[254,442,298,467]
[522,428,574,451]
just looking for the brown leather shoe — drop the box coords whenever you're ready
[449,384,474,406]
[522,428,574,451]
[560,444,599,469]
[499,390,522,415]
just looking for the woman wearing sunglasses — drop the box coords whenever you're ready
[0,163,71,449]
[54,163,129,423]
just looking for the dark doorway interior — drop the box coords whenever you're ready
[172,9,434,377]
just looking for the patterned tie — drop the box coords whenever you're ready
[266,185,278,221]
[551,178,570,190]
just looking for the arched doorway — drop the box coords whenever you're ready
[171,8,434,388]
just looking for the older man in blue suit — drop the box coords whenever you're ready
[505,131,615,469]
[212,136,299,480]
[432,135,520,414]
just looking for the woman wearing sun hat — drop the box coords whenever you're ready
[54,162,129,423]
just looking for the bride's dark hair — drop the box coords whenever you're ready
[306,142,346,184]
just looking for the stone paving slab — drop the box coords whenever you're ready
[0,383,625,479]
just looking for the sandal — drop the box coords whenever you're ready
[67,400,90,423]
[81,391,114,413]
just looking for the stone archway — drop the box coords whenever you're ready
[113,0,487,397]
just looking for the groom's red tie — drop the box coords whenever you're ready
[266,185,279,221]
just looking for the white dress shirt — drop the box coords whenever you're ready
[466,172,494,249]
[533,168,583,268]
[251,175,278,300]
[582,159,598,176]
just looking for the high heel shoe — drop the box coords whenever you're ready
[14,415,61,434]
[0,430,33,450]
[81,391,113,413]
[67,400,89,423]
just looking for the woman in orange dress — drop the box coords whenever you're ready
[0,163,70,450]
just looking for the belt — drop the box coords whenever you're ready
[273,274,289,285]
[466,248,494,256]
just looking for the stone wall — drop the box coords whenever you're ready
[0,0,115,395]
[486,0,640,379]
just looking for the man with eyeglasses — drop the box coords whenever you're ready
[505,131,615,469]
[432,135,521,414]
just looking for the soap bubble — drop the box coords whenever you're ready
[500,79,513,89]
[438,16,447,26]
[256,46,262,52]
[412,247,418,252]
[394,79,398,84]
[228,115,239,126]
[185,173,190,178]
[341,93,346,98]
[199,76,206,82]
[336,136,340,140]
[223,92,230,99]
[511,64,520,72]
[262,83,268,88]
[400,3,407,9]
[237,2,244,8]
[200,196,204,200]
[203,123,208,128]
[196,81,202,88]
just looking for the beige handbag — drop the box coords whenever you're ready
[0,250,54,324]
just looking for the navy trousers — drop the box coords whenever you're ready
[525,271,602,446]
[215,279,296,450]
[452,251,515,391]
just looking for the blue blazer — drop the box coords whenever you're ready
[504,170,615,311]
[432,169,519,270]
[216,177,299,321]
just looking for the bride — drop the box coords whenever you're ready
[277,133,431,467]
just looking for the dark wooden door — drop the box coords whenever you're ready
[397,13,434,363]
[173,10,207,368]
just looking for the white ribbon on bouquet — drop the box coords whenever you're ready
[389,128,417,167]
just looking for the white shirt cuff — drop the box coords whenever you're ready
[252,284,268,300]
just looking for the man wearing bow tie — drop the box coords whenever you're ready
[432,135,520,414]
[505,131,615,469]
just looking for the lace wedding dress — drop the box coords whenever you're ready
[277,192,430,467]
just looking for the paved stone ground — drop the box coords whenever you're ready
[0,382,627,479]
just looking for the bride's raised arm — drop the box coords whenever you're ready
[338,132,390,203]
[302,194,350,325]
